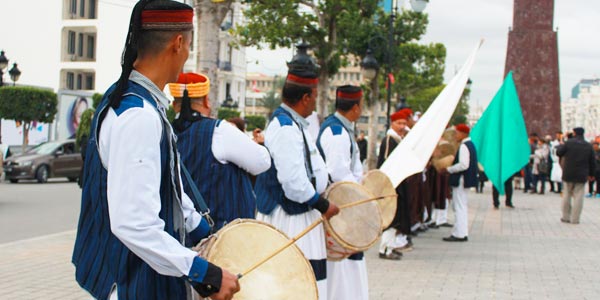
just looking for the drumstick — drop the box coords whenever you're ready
[338,193,397,209]
[238,217,324,279]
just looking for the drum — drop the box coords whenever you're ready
[361,170,397,229]
[196,219,317,300]
[323,182,382,261]
[432,128,458,171]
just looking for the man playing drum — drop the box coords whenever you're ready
[72,1,239,299]
[377,109,413,260]
[316,85,368,300]
[168,73,271,230]
[255,69,340,299]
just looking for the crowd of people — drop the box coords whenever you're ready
[68,1,599,300]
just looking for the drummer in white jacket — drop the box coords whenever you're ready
[316,85,368,300]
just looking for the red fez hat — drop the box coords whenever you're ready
[391,110,410,122]
[455,123,470,134]
[141,5,194,31]
[286,73,319,88]
[399,108,413,117]
[336,85,363,102]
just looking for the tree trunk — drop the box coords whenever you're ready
[366,77,380,171]
[22,121,30,153]
[195,0,232,117]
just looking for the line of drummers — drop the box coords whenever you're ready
[158,67,459,300]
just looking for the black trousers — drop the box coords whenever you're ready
[492,179,514,207]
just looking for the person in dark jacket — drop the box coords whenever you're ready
[556,127,596,224]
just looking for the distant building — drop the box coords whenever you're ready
[244,72,280,118]
[562,79,600,140]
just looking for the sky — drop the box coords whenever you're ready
[246,0,600,110]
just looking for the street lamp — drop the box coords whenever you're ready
[287,42,319,75]
[360,0,428,130]
[8,63,21,86]
[0,50,8,87]
[222,94,238,109]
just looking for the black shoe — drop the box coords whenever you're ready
[493,205,499,210]
[428,223,439,229]
[506,204,515,208]
[560,218,570,223]
[439,223,453,228]
[379,251,402,260]
[442,235,468,242]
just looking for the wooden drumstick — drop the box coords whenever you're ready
[338,193,397,209]
[238,217,324,279]
[238,193,396,279]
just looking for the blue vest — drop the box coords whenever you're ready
[255,107,314,215]
[72,82,190,300]
[316,114,353,162]
[449,140,479,188]
[175,118,256,230]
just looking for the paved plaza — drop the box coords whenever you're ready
[1,186,600,299]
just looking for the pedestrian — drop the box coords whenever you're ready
[476,163,488,193]
[585,141,600,198]
[72,2,239,299]
[316,85,368,300]
[523,133,538,193]
[492,172,518,209]
[169,72,271,231]
[556,127,596,224]
[532,138,550,194]
[357,131,368,163]
[440,123,478,242]
[254,69,340,299]
[549,132,563,194]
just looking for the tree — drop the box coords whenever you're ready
[75,109,95,149]
[257,76,285,117]
[245,115,266,131]
[194,0,235,115]
[236,0,380,118]
[0,87,57,151]
[217,107,240,120]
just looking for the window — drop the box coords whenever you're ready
[80,0,85,17]
[87,35,95,59]
[68,31,76,54]
[66,72,75,89]
[378,116,386,124]
[76,74,83,89]
[70,0,77,15]
[358,116,369,124]
[78,33,84,57]
[89,0,96,18]
[85,74,94,90]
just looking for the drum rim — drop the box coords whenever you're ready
[324,181,382,252]
[199,218,318,299]
[362,170,397,229]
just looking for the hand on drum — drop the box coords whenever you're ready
[210,269,240,300]
[322,202,340,220]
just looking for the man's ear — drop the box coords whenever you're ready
[204,96,211,110]
[172,34,184,53]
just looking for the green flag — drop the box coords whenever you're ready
[471,71,530,195]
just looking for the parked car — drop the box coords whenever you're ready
[3,140,82,183]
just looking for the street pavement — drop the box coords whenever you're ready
[1,184,600,299]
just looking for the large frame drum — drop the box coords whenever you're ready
[196,219,318,300]
[361,170,397,229]
[323,182,382,261]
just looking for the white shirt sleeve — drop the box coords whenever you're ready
[266,121,318,202]
[320,127,358,183]
[212,121,271,175]
[447,143,470,174]
[101,104,197,278]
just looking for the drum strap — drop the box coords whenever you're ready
[181,164,215,228]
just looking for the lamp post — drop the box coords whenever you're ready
[8,63,21,86]
[286,42,319,75]
[0,50,10,145]
[360,0,428,131]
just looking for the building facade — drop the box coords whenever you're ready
[562,79,600,140]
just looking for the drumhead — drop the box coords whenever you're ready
[198,219,318,300]
[324,182,382,252]
[362,170,397,229]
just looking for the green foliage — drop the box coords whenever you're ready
[0,86,57,123]
[76,109,95,149]
[92,93,103,109]
[166,105,176,123]
[451,115,467,125]
[217,108,240,120]
[245,115,267,131]
[409,84,445,113]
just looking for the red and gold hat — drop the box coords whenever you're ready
[141,7,194,31]
[336,85,363,102]
[285,71,319,88]
[168,73,210,98]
